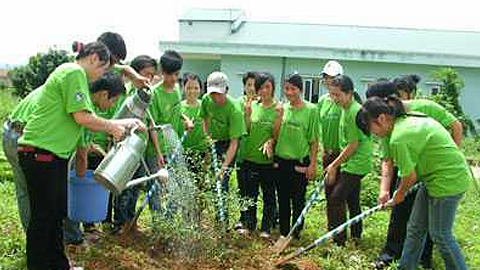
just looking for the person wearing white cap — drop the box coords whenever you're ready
[200,71,246,223]
[317,60,347,243]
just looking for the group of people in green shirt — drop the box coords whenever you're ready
[2,36,472,270]
[3,32,151,270]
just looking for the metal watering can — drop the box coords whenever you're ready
[114,87,151,119]
[93,129,168,195]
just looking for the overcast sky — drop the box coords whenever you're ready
[2,0,479,66]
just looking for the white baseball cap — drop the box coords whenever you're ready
[206,72,229,94]
[321,60,344,77]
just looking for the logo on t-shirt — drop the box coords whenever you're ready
[75,92,84,102]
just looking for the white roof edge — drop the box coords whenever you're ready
[159,40,480,67]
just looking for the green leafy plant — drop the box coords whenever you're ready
[8,49,73,98]
[429,68,476,136]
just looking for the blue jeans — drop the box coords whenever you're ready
[399,185,468,270]
[2,121,30,231]
[145,157,162,212]
[113,165,144,227]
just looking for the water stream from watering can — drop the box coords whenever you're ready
[154,125,199,224]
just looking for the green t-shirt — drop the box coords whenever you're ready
[317,94,342,152]
[243,101,277,164]
[390,116,470,197]
[275,101,319,161]
[199,95,246,141]
[381,99,458,159]
[9,88,41,124]
[145,82,182,157]
[90,82,137,150]
[234,96,249,163]
[19,63,94,159]
[339,100,373,175]
[113,64,123,75]
[90,105,117,150]
[180,100,208,152]
[406,99,457,128]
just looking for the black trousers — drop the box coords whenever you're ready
[18,149,70,270]
[378,170,433,267]
[325,170,363,245]
[275,157,308,237]
[323,151,363,245]
[238,160,277,232]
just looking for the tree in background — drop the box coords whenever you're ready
[430,68,477,136]
[8,49,73,98]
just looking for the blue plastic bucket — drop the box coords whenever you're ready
[68,170,110,222]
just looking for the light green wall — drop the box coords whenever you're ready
[181,56,480,122]
[220,55,284,99]
[181,58,221,90]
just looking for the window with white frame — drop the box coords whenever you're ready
[300,75,321,103]
[425,81,443,95]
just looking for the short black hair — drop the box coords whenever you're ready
[356,96,406,136]
[89,72,126,98]
[73,41,111,65]
[393,74,421,94]
[97,32,127,61]
[242,71,258,86]
[182,72,203,91]
[329,75,354,93]
[255,72,275,94]
[130,55,157,73]
[366,80,398,99]
[160,50,183,74]
[286,73,303,91]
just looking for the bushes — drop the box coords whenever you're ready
[429,68,476,136]
[8,49,73,98]
[0,89,19,125]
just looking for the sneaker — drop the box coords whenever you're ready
[70,267,84,270]
[259,231,271,239]
[234,222,243,230]
[371,260,389,270]
[237,228,250,236]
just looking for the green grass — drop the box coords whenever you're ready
[0,181,26,270]
[0,175,478,270]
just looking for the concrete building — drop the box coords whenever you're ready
[160,8,480,121]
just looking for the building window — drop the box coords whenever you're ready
[425,81,443,96]
[301,76,320,103]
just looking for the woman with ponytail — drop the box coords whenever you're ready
[17,41,146,270]
[367,78,463,269]
[324,75,373,246]
[73,32,150,88]
[358,96,470,270]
